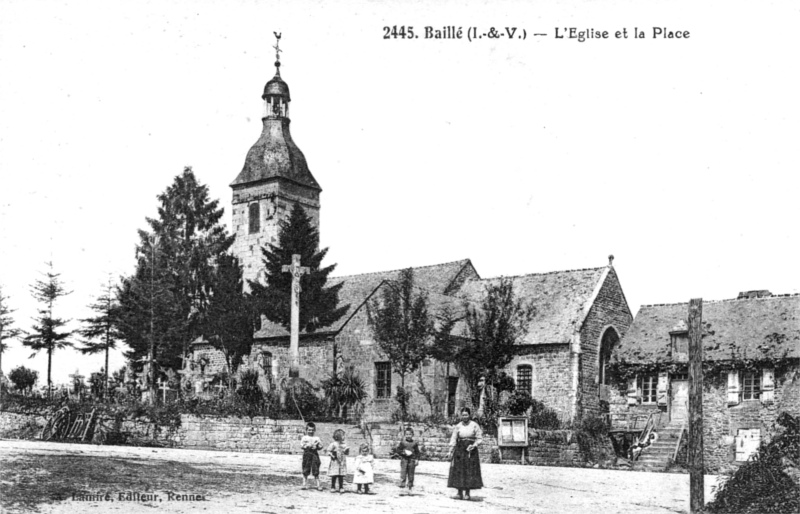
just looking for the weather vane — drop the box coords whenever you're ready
[273,32,282,64]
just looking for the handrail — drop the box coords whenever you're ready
[672,420,686,462]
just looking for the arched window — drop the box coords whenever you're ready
[248,203,260,234]
[599,327,620,386]
[517,365,532,396]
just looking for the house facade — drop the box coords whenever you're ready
[608,291,800,472]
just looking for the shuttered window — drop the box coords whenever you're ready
[742,372,761,400]
[641,375,657,404]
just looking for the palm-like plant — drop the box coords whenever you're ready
[321,366,366,420]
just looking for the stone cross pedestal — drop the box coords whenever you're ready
[282,254,309,378]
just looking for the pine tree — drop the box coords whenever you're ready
[0,286,23,399]
[78,277,123,398]
[117,166,234,395]
[204,254,255,387]
[249,202,348,333]
[116,239,182,401]
[23,262,73,399]
[367,268,434,419]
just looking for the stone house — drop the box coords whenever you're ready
[608,291,800,472]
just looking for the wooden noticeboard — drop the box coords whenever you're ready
[498,417,528,447]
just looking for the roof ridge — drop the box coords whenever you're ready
[329,259,470,280]
[640,292,800,308]
[474,266,606,282]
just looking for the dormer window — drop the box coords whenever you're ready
[669,320,689,362]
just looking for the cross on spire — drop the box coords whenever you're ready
[273,32,282,72]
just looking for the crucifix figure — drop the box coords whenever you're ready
[282,253,309,378]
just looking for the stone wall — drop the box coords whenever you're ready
[0,412,610,469]
[231,180,320,287]
[578,268,634,419]
[506,344,573,419]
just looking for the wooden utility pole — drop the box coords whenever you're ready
[688,298,704,513]
[282,254,309,379]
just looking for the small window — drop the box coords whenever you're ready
[641,375,657,404]
[517,365,532,396]
[248,203,260,234]
[742,372,761,400]
[261,352,273,385]
[375,362,391,399]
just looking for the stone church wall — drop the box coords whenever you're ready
[578,268,633,419]
[505,345,573,419]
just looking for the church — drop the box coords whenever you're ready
[187,49,634,423]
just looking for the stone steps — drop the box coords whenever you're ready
[631,425,685,472]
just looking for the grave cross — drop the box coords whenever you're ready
[158,379,171,404]
[282,254,309,378]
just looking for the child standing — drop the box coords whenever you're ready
[300,422,323,490]
[326,428,349,493]
[395,427,421,494]
[353,443,375,494]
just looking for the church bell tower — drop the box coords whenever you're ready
[230,35,321,287]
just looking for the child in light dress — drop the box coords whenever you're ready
[353,443,375,494]
[327,428,349,493]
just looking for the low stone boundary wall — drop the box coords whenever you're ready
[0,411,612,468]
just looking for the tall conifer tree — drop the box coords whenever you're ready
[249,203,347,333]
[23,262,73,398]
[78,277,123,398]
[0,286,23,398]
[117,167,233,386]
[204,254,255,387]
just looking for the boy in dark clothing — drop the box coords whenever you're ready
[396,427,421,494]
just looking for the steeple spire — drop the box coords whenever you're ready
[262,32,290,118]
[272,32,282,76]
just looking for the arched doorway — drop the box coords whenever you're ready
[598,327,620,386]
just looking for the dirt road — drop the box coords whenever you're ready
[0,439,720,513]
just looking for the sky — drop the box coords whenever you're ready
[1,0,798,386]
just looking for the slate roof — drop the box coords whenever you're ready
[231,119,321,190]
[253,259,475,340]
[456,267,609,345]
[613,294,800,364]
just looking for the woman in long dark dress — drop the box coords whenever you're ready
[447,407,483,500]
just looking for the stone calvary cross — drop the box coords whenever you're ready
[282,254,309,378]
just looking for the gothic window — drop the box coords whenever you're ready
[516,365,532,396]
[248,203,260,234]
[375,362,391,399]
[640,375,657,404]
[742,372,761,400]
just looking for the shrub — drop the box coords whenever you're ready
[706,412,800,513]
[527,399,561,430]
[9,366,38,393]
[506,390,535,416]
